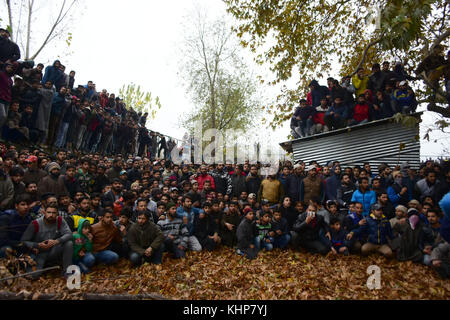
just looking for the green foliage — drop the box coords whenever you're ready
[119,83,162,121]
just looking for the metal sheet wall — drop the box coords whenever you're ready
[292,122,420,169]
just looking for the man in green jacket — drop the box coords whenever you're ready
[127,211,165,266]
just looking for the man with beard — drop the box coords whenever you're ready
[286,163,304,203]
[186,180,201,208]
[92,164,110,193]
[128,210,165,267]
[179,165,192,185]
[258,174,284,206]
[325,165,342,201]
[374,192,395,220]
[23,155,47,185]
[106,158,123,181]
[387,170,411,208]
[371,176,386,196]
[21,204,73,279]
[351,177,377,217]
[67,196,97,231]
[210,163,232,196]
[133,198,158,223]
[91,210,122,266]
[25,182,40,211]
[194,165,215,192]
[245,165,261,196]
[37,162,67,198]
[127,159,142,184]
[55,150,67,175]
[102,178,123,205]
[301,165,324,205]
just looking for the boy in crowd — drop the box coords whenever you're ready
[255,211,274,252]
[270,209,291,249]
[114,206,134,257]
[72,219,95,273]
[236,208,258,260]
[327,217,350,255]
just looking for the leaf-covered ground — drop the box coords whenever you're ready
[2,247,450,300]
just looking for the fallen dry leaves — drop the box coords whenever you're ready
[1,247,449,300]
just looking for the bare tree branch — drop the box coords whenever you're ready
[30,0,78,60]
[349,37,383,77]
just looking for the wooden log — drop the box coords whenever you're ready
[82,292,170,300]
[0,291,169,300]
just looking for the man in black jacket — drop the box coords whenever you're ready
[286,164,304,202]
[245,165,261,195]
[211,163,232,196]
[336,174,356,210]
[291,204,330,255]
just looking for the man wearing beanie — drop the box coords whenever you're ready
[390,205,407,229]
[37,162,67,198]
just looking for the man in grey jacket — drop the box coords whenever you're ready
[20,204,73,279]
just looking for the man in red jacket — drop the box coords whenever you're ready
[193,165,215,192]
[0,62,15,129]
[350,94,370,126]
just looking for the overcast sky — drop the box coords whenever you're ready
[2,0,448,160]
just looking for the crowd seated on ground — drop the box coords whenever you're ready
[290,60,440,139]
[1,27,450,282]
[0,26,177,160]
[0,141,449,281]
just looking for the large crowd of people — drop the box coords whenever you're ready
[0,27,177,159]
[0,143,448,280]
[290,48,450,138]
[1,26,450,283]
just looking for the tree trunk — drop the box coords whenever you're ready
[25,0,34,60]
[6,0,14,42]
[0,291,169,300]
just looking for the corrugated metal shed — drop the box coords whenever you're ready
[280,114,422,169]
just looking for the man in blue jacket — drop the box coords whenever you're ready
[347,203,394,258]
[176,195,202,252]
[294,99,316,137]
[324,96,348,131]
[351,177,376,217]
[0,194,36,258]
